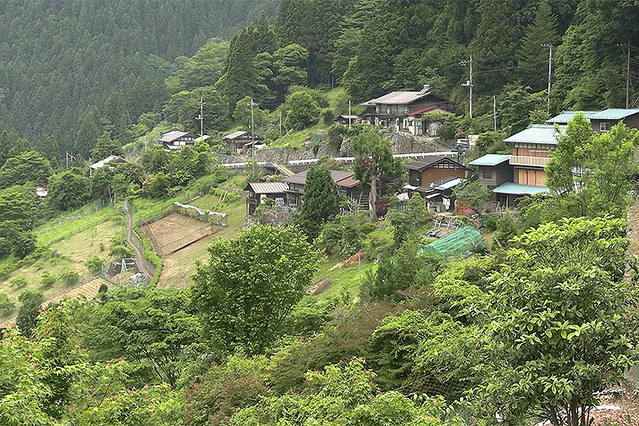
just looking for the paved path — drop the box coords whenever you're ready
[123,199,154,277]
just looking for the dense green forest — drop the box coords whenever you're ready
[0,0,278,152]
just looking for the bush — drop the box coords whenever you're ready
[0,292,15,315]
[10,276,28,288]
[484,213,499,231]
[40,271,56,289]
[85,256,105,273]
[108,244,135,259]
[59,271,80,287]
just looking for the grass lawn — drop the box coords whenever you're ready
[265,127,319,148]
[310,257,375,303]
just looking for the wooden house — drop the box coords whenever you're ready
[467,154,513,190]
[159,129,196,150]
[405,155,466,190]
[244,182,288,215]
[283,169,368,208]
[360,85,450,134]
[223,131,264,154]
[588,108,639,133]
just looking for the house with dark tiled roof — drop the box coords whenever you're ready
[404,155,466,191]
[360,85,451,135]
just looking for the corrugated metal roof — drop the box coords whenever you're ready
[504,124,565,145]
[337,176,360,188]
[283,169,354,185]
[223,130,249,140]
[492,182,549,195]
[245,182,288,194]
[546,110,597,124]
[467,154,510,167]
[159,129,191,142]
[89,155,127,170]
[589,108,639,120]
[435,177,466,190]
[361,91,428,106]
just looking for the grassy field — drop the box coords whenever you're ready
[310,258,374,303]
[266,126,319,148]
[0,218,126,322]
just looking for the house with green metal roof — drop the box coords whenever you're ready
[588,108,639,133]
[546,111,597,125]
[467,154,513,191]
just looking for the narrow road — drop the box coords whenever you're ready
[123,199,154,278]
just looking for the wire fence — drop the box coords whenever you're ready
[36,203,112,244]
[143,222,214,257]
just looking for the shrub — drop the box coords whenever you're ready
[40,271,56,289]
[10,276,28,288]
[85,256,105,274]
[59,271,79,287]
[0,292,15,315]
[108,244,135,259]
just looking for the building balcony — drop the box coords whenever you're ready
[510,155,549,167]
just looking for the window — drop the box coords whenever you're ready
[482,169,493,179]
[600,122,611,132]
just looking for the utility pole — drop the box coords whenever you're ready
[616,39,632,108]
[279,110,282,138]
[348,99,352,129]
[493,95,497,132]
[249,97,255,157]
[460,54,473,119]
[541,44,554,110]
[197,97,205,137]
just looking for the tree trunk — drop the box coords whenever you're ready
[370,172,378,218]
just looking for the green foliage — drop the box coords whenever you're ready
[0,151,53,189]
[85,256,105,273]
[284,90,321,130]
[478,217,639,426]
[40,271,56,289]
[178,39,229,91]
[296,165,340,240]
[16,289,43,337]
[545,113,593,194]
[498,86,545,135]
[48,171,91,211]
[108,244,135,259]
[233,96,268,131]
[387,193,432,247]
[59,271,80,287]
[352,128,400,216]
[231,357,461,426]
[0,292,15,315]
[317,215,362,258]
[192,225,318,355]
[10,276,28,288]
[453,180,490,214]
[90,132,124,162]
[78,287,201,387]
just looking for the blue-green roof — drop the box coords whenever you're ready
[546,110,597,124]
[467,154,510,167]
[435,178,466,190]
[589,108,639,120]
[504,124,565,145]
[492,182,549,196]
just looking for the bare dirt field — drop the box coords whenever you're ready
[141,213,213,256]
[159,234,216,289]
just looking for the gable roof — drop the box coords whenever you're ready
[589,108,639,120]
[159,129,192,143]
[89,155,127,170]
[283,169,354,186]
[504,124,566,145]
[244,182,288,194]
[406,155,465,171]
[223,130,250,140]
[546,111,597,124]
[361,85,446,107]
[408,105,448,116]
[467,154,510,167]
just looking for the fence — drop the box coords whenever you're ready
[36,203,111,244]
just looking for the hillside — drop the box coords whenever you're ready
[0,0,277,145]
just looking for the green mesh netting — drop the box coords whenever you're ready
[419,226,483,260]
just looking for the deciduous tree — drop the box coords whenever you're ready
[192,225,317,354]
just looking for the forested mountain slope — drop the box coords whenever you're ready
[0,0,277,143]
